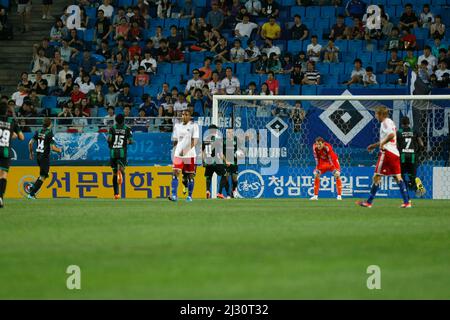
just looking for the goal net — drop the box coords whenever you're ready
[210,94,450,200]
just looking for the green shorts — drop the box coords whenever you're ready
[0,158,10,172]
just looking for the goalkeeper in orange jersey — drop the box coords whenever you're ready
[310,137,343,201]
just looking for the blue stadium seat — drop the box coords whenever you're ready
[348,40,362,53]
[124,75,133,85]
[0,0,9,8]
[130,86,144,98]
[190,52,206,63]
[188,62,202,73]
[287,40,303,53]
[290,6,305,17]
[85,7,97,20]
[334,40,348,52]
[305,6,321,18]
[97,108,108,117]
[172,63,188,75]
[316,19,330,30]
[150,18,165,29]
[321,6,336,18]
[344,62,355,74]
[316,63,329,75]
[83,28,95,42]
[222,62,235,73]
[386,74,399,84]
[372,51,387,64]
[330,63,345,75]
[285,85,301,95]
[179,19,190,29]
[431,0,447,5]
[117,0,136,7]
[236,63,251,75]
[414,28,430,40]
[389,0,402,7]
[377,74,387,84]
[376,62,387,73]
[281,0,296,5]
[342,52,356,63]
[301,85,317,95]
[277,74,290,87]
[244,74,261,86]
[158,63,172,74]
[326,74,338,85]
[196,0,206,6]
[358,52,372,65]
[41,96,57,109]
[164,18,179,28]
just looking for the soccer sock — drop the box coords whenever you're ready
[220,176,229,194]
[206,177,212,193]
[314,177,320,196]
[30,179,43,196]
[112,175,119,195]
[367,183,379,204]
[171,175,179,198]
[182,175,188,188]
[0,178,6,198]
[336,177,342,196]
[188,178,194,197]
[398,180,410,204]
[232,179,238,192]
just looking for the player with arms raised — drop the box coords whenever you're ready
[169,110,199,202]
[357,106,411,208]
[310,137,342,200]
[0,102,25,207]
[108,114,133,199]
[28,117,62,199]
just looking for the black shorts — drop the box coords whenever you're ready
[111,157,127,172]
[37,157,50,178]
[401,161,417,177]
[204,164,226,178]
[42,0,53,5]
[0,158,10,172]
[226,164,238,175]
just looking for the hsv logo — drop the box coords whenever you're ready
[266,117,288,138]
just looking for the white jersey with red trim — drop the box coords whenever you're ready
[172,121,200,158]
[380,118,399,156]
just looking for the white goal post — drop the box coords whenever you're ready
[210,94,450,199]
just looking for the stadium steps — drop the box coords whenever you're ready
[0,0,67,95]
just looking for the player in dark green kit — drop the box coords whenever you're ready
[108,114,133,199]
[396,116,426,196]
[28,117,62,199]
[202,125,228,199]
[224,128,241,199]
[0,102,25,207]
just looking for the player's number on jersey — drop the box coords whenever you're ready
[0,129,10,147]
[36,139,45,153]
[403,137,412,152]
[113,135,125,149]
[366,5,381,30]
[66,5,81,30]
[204,144,212,158]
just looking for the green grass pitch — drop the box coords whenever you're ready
[1,198,449,299]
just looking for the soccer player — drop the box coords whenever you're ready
[28,117,62,199]
[203,124,228,199]
[223,128,240,198]
[310,137,342,201]
[0,102,25,207]
[107,114,133,199]
[357,106,411,208]
[169,109,199,202]
[397,116,426,196]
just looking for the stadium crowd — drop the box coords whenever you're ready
[1,0,450,132]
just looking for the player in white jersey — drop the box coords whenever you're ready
[357,106,412,208]
[169,109,200,202]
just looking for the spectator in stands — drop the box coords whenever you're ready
[50,51,64,75]
[230,39,246,63]
[32,71,49,96]
[295,51,308,70]
[87,82,105,109]
[289,15,309,41]
[307,35,322,63]
[362,66,377,87]
[290,62,304,85]
[419,4,434,28]
[343,58,365,85]
[244,81,258,95]
[403,48,418,69]
[265,71,279,95]
[156,83,171,103]
[66,28,84,52]
[98,0,114,19]
[302,61,320,85]
[245,0,262,17]
[102,60,118,85]
[347,16,365,40]
[418,45,438,72]
[96,40,112,61]
[112,37,128,59]
[95,10,113,47]
[381,14,394,39]
[255,52,269,74]
[167,25,184,51]
[157,39,170,62]
[114,52,128,75]
[207,2,225,30]
[115,18,130,41]
[384,49,403,75]
[136,0,150,20]
[50,19,68,43]
[322,39,340,63]
[78,74,95,95]
[36,37,56,59]
[214,60,227,80]
[261,0,279,18]
[130,6,147,29]
[384,27,401,51]
[400,28,417,50]
[267,52,282,73]
[235,14,259,40]
[244,39,261,63]
[430,15,445,40]
[140,50,157,74]
[60,39,77,63]
[71,106,88,131]
[112,7,128,26]
[71,84,86,105]
[18,0,32,33]
[32,48,51,74]
[208,71,222,96]
[189,88,208,116]
[103,106,115,126]
[188,18,201,42]
[180,0,196,19]
[79,51,97,76]
[438,48,450,67]
[12,84,28,108]
[104,84,119,108]
[173,93,188,116]
[399,3,419,31]
[418,60,431,84]
[185,69,205,95]
[157,0,172,19]
[261,38,281,57]
[63,75,74,96]
[134,108,149,131]
[28,89,41,113]
[290,101,305,133]
[220,67,241,95]
[118,84,134,109]
[57,102,73,125]
[432,37,447,58]
[345,0,366,19]
[435,61,450,81]
[159,94,174,117]
[261,16,281,40]
[128,20,142,42]
[212,37,229,62]
[330,15,348,40]
[18,72,32,91]
[199,57,213,82]
[282,53,293,74]
[168,42,185,63]
[128,52,141,76]
[135,66,150,87]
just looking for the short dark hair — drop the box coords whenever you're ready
[424,45,431,51]
[354,58,362,64]
[366,66,373,72]
[401,116,410,126]
[116,113,124,125]
[0,102,8,116]
[315,136,325,143]
[43,117,52,128]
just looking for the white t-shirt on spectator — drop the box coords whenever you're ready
[220,77,240,95]
[363,73,377,84]
[230,47,246,61]
[245,0,262,16]
[140,58,157,73]
[11,91,28,107]
[435,68,450,80]
[306,43,322,62]
[174,101,189,112]
[245,46,261,60]
[98,5,114,18]
[79,82,96,94]
[418,54,438,70]
[351,68,366,78]
[235,21,258,38]
[185,78,205,93]
[208,80,222,95]
[58,69,74,86]
[262,45,281,57]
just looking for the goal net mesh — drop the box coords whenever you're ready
[214,96,450,199]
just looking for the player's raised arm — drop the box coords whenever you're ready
[51,145,62,153]
[28,137,35,160]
